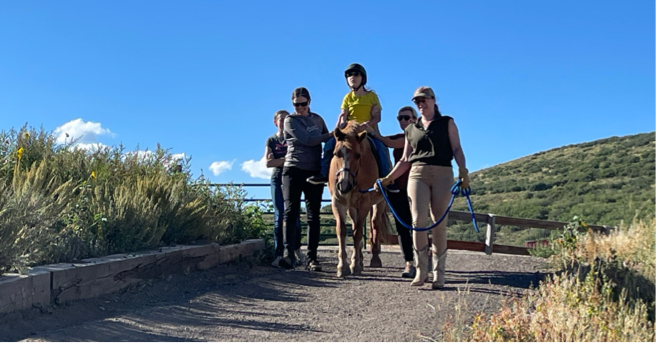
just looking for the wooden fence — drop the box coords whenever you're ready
[212,183,612,256]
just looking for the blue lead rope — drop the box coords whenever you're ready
[368,179,479,233]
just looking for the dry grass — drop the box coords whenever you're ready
[0,125,267,274]
[441,219,655,342]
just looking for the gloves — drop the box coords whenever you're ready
[458,167,470,189]
[374,176,393,192]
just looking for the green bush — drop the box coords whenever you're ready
[0,125,263,274]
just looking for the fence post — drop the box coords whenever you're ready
[485,214,496,255]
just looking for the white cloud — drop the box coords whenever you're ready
[241,157,271,179]
[209,160,234,176]
[74,142,108,151]
[54,118,114,145]
[171,153,186,162]
[125,150,154,162]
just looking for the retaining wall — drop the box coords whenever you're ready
[0,239,264,314]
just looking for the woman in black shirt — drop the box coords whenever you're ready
[374,87,470,289]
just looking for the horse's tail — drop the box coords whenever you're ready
[370,202,396,245]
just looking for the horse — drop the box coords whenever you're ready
[328,122,393,278]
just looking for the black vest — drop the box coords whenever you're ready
[404,115,453,167]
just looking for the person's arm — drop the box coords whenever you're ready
[375,138,412,190]
[284,116,331,146]
[367,129,405,149]
[360,96,382,129]
[368,104,381,126]
[264,146,284,168]
[336,108,349,129]
[448,119,469,187]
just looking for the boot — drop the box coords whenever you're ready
[432,249,447,289]
[411,245,430,286]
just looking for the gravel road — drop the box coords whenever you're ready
[0,247,548,342]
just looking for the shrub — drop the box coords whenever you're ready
[0,125,263,274]
[442,218,655,341]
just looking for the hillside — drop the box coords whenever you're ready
[450,132,655,245]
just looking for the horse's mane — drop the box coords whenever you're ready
[337,122,368,151]
[341,121,360,136]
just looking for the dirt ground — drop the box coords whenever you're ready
[0,247,549,342]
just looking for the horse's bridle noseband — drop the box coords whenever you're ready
[335,167,358,193]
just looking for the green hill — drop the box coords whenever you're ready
[450,132,655,245]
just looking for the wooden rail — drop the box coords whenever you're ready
[211,183,613,256]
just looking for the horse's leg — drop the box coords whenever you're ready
[332,201,350,278]
[349,209,364,276]
[369,203,383,268]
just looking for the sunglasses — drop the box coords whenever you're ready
[413,98,427,105]
[346,71,361,77]
[293,101,308,107]
[397,115,413,121]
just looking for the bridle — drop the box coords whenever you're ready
[335,167,358,193]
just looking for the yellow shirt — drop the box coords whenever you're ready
[341,91,382,124]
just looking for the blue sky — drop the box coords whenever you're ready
[1,1,653,200]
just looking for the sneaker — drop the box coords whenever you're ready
[271,256,283,268]
[295,249,307,264]
[307,259,322,272]
[386,183,400,193]
[401,264,416,278]
[306,175,328,185]
[278,256,296,270]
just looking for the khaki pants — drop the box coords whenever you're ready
[407,165,453,257]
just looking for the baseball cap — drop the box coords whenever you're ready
[411,86,435,100]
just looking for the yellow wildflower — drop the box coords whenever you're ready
[91,171,96,180]
[17,147,23,160]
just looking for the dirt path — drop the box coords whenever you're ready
[0,248,548,342]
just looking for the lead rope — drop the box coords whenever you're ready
[365,179,479,232]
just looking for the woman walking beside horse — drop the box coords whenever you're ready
[280,87,331,271]
[374,87,470,289]
[365,106,419,279]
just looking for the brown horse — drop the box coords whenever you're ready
[328,122,392,277]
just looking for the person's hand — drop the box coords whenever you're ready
[373,177,393,192]
[338,111,349,124]
[267,153,274,160]
[458,167,470,189]
[363,124,375,134]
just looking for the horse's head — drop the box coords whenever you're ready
[331,124,368,195]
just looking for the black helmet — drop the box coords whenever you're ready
[345,63,367,90]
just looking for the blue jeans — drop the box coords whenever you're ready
[320,136,391,178]
[272,173,301,257]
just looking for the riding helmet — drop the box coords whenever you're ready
[344,63,367,88]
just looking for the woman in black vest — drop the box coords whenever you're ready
[374,87,470,289]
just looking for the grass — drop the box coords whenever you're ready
[440,218,655,341]
[0,125,268,274]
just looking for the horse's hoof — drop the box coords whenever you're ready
[369,256,383,268]
[336,266,351,278]
[350,264,363,276]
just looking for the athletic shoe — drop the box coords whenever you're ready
[401,264,416,278]
[295,249,307,264]
[278,256,296,270]
[271,256,283,268]
[307,259,322,272]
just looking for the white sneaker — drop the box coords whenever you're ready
[295,249,306,264]
[271,256,283,267]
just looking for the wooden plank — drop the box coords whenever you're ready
[446,240,528,255]
[493,215,567,230]
[447,240,485,252]
[448,211,489,223]
[485,215,496,255]
[493,244,531,256]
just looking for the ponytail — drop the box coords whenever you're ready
[434,104,442,117]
